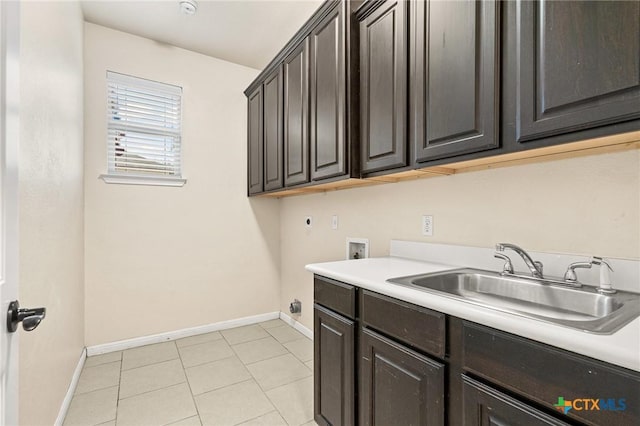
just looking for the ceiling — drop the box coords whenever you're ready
[81,0,323,70]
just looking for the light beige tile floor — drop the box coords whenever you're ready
[64,320,318,426]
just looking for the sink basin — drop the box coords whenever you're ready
[387,268,640,334]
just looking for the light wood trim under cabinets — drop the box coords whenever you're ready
[256,130,640,198]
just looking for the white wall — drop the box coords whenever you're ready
[84,23,281,346]
[19,2,85,424]
[280,149,640,331]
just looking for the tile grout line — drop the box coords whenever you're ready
[117,343,189,402]
[191,377,255,399]
[236,349,291,367]
[120,341,182,372]
[77,321,307,426]
[116,381,187,402]
[176,339,203,425]
[231,410,281,426]
[262,376,315,426]
[175,333,224,349]
[121,355,182,373]
[115,350,123,425]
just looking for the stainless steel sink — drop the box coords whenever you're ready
[387,268,640,334]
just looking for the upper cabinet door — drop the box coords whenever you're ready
[247,86,263,195]
[263,66,283,191]
[359,0,408,175]
[310,3,347,181]
[411,0,499,163]
[504,0,640,145]
[284,39,310,187]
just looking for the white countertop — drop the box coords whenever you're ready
[306,256,640,372]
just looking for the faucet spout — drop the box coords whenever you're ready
[495,243,544,278]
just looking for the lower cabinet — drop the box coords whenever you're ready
[359,328,445,426]
[462,376,569,426]
[313,304,355,426]
[313,274,640,426]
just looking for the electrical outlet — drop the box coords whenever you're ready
[331,215,339,230]
[305,216,313,228]
[422,215,433,236]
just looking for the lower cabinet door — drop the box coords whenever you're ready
[314,304,355,426]
[462,375,569,426]
[360,328,445,426]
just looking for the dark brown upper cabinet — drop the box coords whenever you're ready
[310,2,348,181]
[284,39,310,187]
[247,86,263,195]
[411,0,500,163]
[263,66,283,191]
[358,0,408,175]
[503,0,640,147]
[245,0,360,196]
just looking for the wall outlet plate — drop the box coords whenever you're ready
[422,215,433,236]
[331,215,339,230]
[346,237,369,260]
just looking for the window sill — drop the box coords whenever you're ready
[99,174,187,187]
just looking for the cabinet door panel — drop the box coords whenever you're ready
[360,328,445,426]
[310,3,346,180]
[412,0,499,162]
[263,67,283,191]
[463,321,640,425]
[284,40,309,187]
[506,0,640,144]
[314,304,355,426]
[360,0,407,174]
[463,376,569,426]
[247,86,263,195]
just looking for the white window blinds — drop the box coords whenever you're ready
[106,71,182,178]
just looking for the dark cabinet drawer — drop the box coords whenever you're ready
[361,290,446,359]
[462,321,640,426]
[314,275,357,319]
[462,375,569,425]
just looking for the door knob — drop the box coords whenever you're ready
[6,300,46,333]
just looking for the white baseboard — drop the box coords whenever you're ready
[279,312,313,340]
[55,348,86,426]
[86,311,280,356]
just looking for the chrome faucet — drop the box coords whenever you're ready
[495,243,544,278]
[494,252,514,275]
[564,256,615,293]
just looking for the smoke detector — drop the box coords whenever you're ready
[180,0,198,15]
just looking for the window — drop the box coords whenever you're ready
[100,71,185,186]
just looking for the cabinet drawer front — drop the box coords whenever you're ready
[361,290,446,359]
[462,375,569,425]
[314,275,356,319]
[360,328,445,426]
[463,322,640,426]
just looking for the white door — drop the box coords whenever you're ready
[0,1,20,424]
